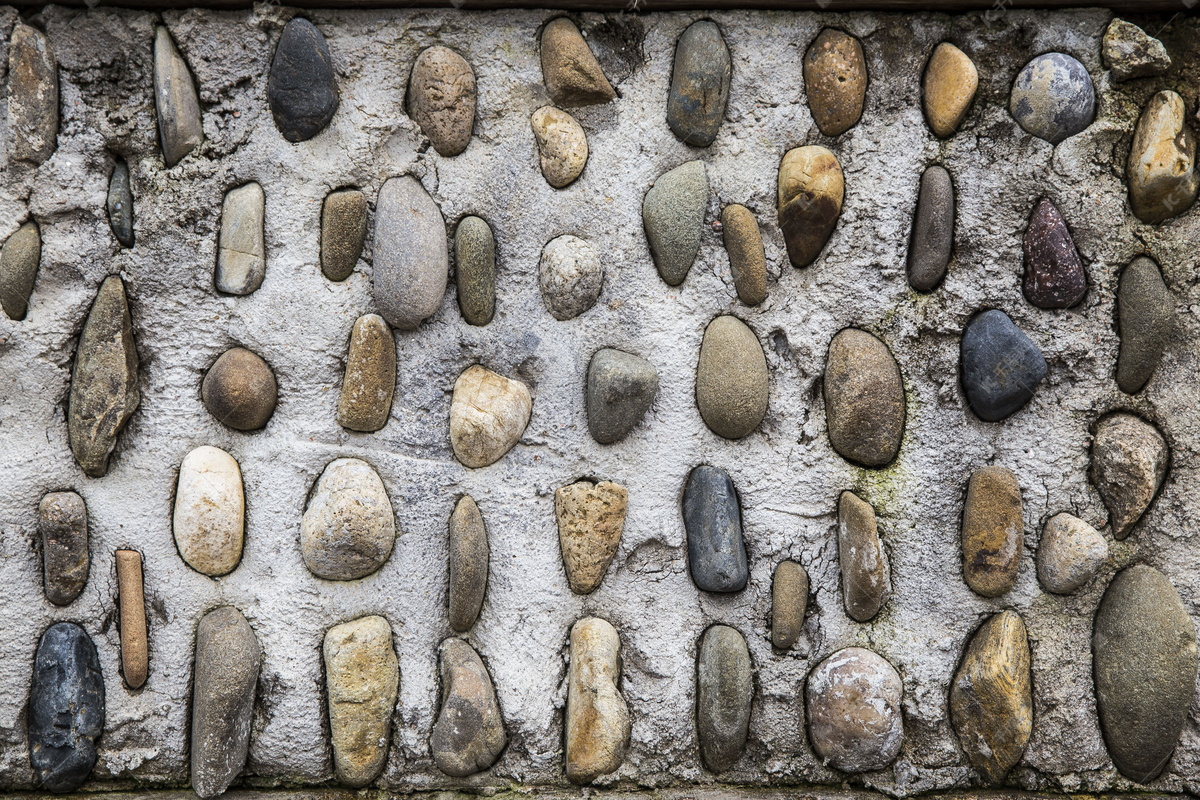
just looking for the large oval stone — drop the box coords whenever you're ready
[8,22,58,165]
[1090,413,1167,540]
[173,446,244,577]
[320,188,366,282]
[771,560,808,649]
[643,160,707,286]
[107,160,134,248]
[1117,256,1173,394]
[1036,512,1107,595]
[557,480,627,594]
[721,204,767,306]
[455,215,495,326]
[449,365,532,468]
[683,465,747,593]
[961,466,1023,598]
[215,182,266,296]
[666,20,730,147]
[337,314,395,433]
[540,17,615,107]
[374,175,448,330]
[448,495,489,632]
[778,146,843,268]
[431,638,506,777]
[950,610,1032,784]
[566,617,630,784]
[201,347,277,431]
[1023,198,1086,309]
[907,165,953,292]
[960,309,1047,422]
[301,458,395,580]
[39,491,89,606]
[539,234,602,320]
[838,491,890,622]
[1127,90,1199,224]
[824,328,904,467]
[0,220,40,321]
[267,18,338,142]
[1094,564,1198,783]
[152,26,203,167]
[324,615,398,787]
[28,623,104,792]
[586,348,659,444]
[803,29,867,137]
[806,647,903,773]
[696,315,768,440]
[923,42,977,138]
[531,106,588,189]
[697,624,752,773]
[1009,53,1095,145]
[407,46,475,157]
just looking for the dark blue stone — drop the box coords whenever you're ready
[960,309,1048,422]
[683,465,748,593]
[28,622,105,793]
[268,18,339,143]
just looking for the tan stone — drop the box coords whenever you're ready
[837,491,890,622]
[407,46,475,157]
[556,480,628,594]
[173,445,244,577]
[1127,90,1199,224]
[961,466,1023,597]
[923,42,977,138]
[1090,413,1168,539]
[338,314,396,433]
[531,106,588,188]
[771,560,807,649]
[324,615,399,787]
[803,28,867,137]
[449,365,532,468]
[8,22,58,165]
[824,328,905,468]
[695,315,768,440]
[115,550,148,689]
[720,204,767,306]
[777,146,843,268]
[566,617,630,784]
[540,18,615,107]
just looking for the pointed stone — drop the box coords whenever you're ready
[173,445,245,577]
[107,160,134,248]
[8,23,58,165]
[696,625,752,773]
[268,18,339,142]
[115,550,148,689]
[374,175,448,330]
[540,18,616,107]
[191,607,261,799]
[68,276,140,477]
[431,638,506,777]
[449,365,532,468]
[324,615,398,787]
[215,183,265,296]
[320,188,366,282]
[683,465,747,593]
[806,648,903,773]
[556,480,628,594]
[696,315,768,440]
[771,560,807,649]
[0,221,40,320]
[1023,198,1086,308]
[1127,90,1198,224]
[28,623,104,792]
[38,491,89,607]
[1010,53,1095,145]
[1036,513,1107,595]
[455,215,495,326]
[1117,256,1173,394]
[643,160,707,286]
[838,491,890,622]
[1103,19,1171,82]
[666,21,731,147]
[907,166,953,292]
[778,146,843,268]
[721,204,767,306]
[538,233,602,320]
[803,29,867,137]
[407,46,475,157]
[153,26,203,168]
[1090,413,1167,540]
[586,348,659,444]
[531,106,588,188]
[960,309,1047,422]
[923,42,977,138]
[337,314,396,433]
[566,617,630,784]
[301,458,395,580]
[824,328,904,468]
[961,466,1023,598]
[448,495,489,632]
[201,347,277,431]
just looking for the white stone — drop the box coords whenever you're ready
[215,182,266,295]
[301,458,396,580]
[538,234,603,321]
[173,446,244,577]
[449,366,532,468]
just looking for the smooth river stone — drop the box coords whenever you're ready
[683,465,747,593]
[0,221,40,320]
[586,348,658,444]
[803,28,867,137]
[115,550,148,689]
[532,106,588,188]
[1036,512,1107,594]
[201,347,277,431]
[173,445,244,577]
[539,234,602,320]
[68,276,140,477]
[407,45,475,157]
[666,20,731,147]
[455,215,495,326]
[721,204,767,306]
[696,315,768,440]
[301,458,395,580]
[153,26,203,167]
[8,23,58,165]
[107,160,134,248]
[778,146,843,268]
[557,480,628,594]
[1009,53,1095,145]
[1094,564,1198,783]
[806,647,903,773]
[267,18,338,142]
[540,17,615,107]
[215,183,265,296]
[449,365,532,468]
[907,166,953,292]
[1023,198,1086,309]
[566,617,630,784]
[448,495,489,632]
[1117,256,1173,393]
[374,175,448,330]
[961,466,1023,598]
[697,625,752,773]
[771,560,808,649]
[320,188,366,282]
[28,623,104,792]
[923,42,977,138]
[39,491,89,606]
[824,328,904,467]
[838,491,890,622]
[643,160,707,286]
[1102,19,1171,82]
[324,615,398,787]
[191,607,261,799]
[338,314,396,433]
[950,610,1032,784]
[431,638,506,777]
[1127,90,1199,224]
[1090,413,1167,540]
[960,309,1047,422]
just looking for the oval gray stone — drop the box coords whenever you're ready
[697,625,752,773]
[666,20,731,147]
[586,348,659,444]
[8,23,58,166]
[824,328,904,467]
[28,622,104,792]
[215,182,266,296]
[771,560,808,649]
[153,26,203,167]
[806,647,904,773]
[0,221,40,321]
[838,491,890,622]
[431,638,506,777]
[1117,256,1172,394]
[455,215,495,326]
[907,165,953,292]
[39,491,90,606]
[643,160,707,286]
[539,234,603,320]
[320,188,366,282]
[374,175,448,330]
[696,315,768,440]
[448,495,489,632]
[683,465,747,593]
[301,458,395,580]
[267,18,339,143]
[107,160,134,248]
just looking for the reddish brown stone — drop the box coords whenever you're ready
[1022,198,1086,309]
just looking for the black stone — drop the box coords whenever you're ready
[683,465,747,593]
[267,18,339,143]
[960,309,1047,422]
[28,622,105,793]
[107,159,134,248]
[666,21,731,147]
[907,165,953,292]
[586,348,659,444]
[1023,198,1086,309]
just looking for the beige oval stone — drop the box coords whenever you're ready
[771,560,808,649]
[556,480,628,594]
[449,365,532,468]
[338,314,396,433]
[1127,90,1199,224]
[1090,413,1168,540]
[778,146,844,268]
[923,42,978,138]
[407,46,475,157]
[324,615,399,787]
[824,328,905,468]
[301,458,395,580]
[1036,512,1107,594]
[531,106,588,188]
[838,491,890,622]
[173,445,244,577]
[566,617,630,784]
[721,204,767,306]
[961,466,1023,597]
[803,28,867,137]
[695,315,768,440]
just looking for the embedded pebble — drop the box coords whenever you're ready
[696,315,768,440]
[1102,19,1171,82]
[683,465,747,593]
[1126,90,1199,224]
[68,276,140,477]
[540,17,615,107]
[538,234,603,320]
[431,638,506,777]
[0,221,40,320]
[338,314,396,433]
[115,549,148,689]
[1090,413,1167,540]
[666,20,731,147]
[721,204,767,306]
[201,347,277,432]
[1009,53,1095,144]
[907,165,953,292]
[455,215,495,326]
[8,22,58,165]
[449,365,532,468]
[586,348,659,444]
[556,480,628,594]
[215,183,266,296]
[448,495,489,632]
[301,458,395,580]
[803,28,867,136]
[28,623,104,792]
[950,610,1032,784]
[173,445,245,577]
[531,106,588,188]
[961,466,1023,598]
[191,606,261,799]
[267,18,339,142]
[1116,256,1173,394]
[324,615,398,787]
[320,188,366,282]
[407,46,475,157]
[923,42,977,138]
[566,617,630,784]
[153,26,203,167]
[696,625,752,773]
[1094,564,1198,783]
[824,328,904,468]
[107,160,134,248]
[642,160,707,285]
[374,175,448,330]
[838,491,890,622]
[771,560,807,649]
[39,491,89,606]
[1023,198,1086,309]
[1036,513,1107,594]
[806,647,903,773]
[960,310,1047,422]
[778,146,843,268]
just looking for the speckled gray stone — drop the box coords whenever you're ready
[696,624,752,773]
[448,496,489,632]
[586,348,659,444]
[301,458,396,580]
[1036,513,1107,594]
[1116,256,1173,394]
[1009,52,1095,145]
[431,637,506,777]
[1102,19,1171,82]
[643,160,707,286]
[455,215,495,326]
[907,165,953,292]
[407,46,476,157]
[666,21,730,147]
[0,221,40,321]
[1090,413,1167,540]
[538,234,602,320]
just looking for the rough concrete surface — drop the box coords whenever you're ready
[1,5,1200,797]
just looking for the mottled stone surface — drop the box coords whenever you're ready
[1023,198,1086,309]
[338,314,396,433]
[696,315,768,440]
[374,175,448,330]
[201,347,277,431]
[301,458,395,580]
[803,29,866,137]
[837,491,890,622]
[566,617,630,784]
[1009,52,1095,145]
[449,365,532,468]
[454,215,495,326]
[431,638,506,777]
[961,466,1023,598]
[324,615,398,787]
[407,45,475,157]
[1116,256,1172,394]
[532,106,588,189]
[586,348,659,444]
[1126,90,1199,224]
[683,465,747,593]
[28,623,104,793]
[152,26,203,167]
[696,625,752,773]
[771,560,807,649]
[1102,19,1171,82]
[778,146,843,268]
[556,480,627,594]
[538,234,602,320]
[8,23,58,165]
[923,42,977,138]
[268,18,339,142]
[666,20,730,147]
[907,165,953,292]
[115,549,147,689]
[1094,565,1198,783]
[824,328,904,468]
[540,17,615,107]
[173,445,245,577]
[0,221,40,320]
[320,188,366,282]
[107,160,134,248]
[643,160,707,286]
[721,204,767,306]
[806,648,903,773]
[447,495,488,632]
[960,309,1047,422]
[1090,413,1168,540]
[1036,512,1107,595]
[39,491,89,606]
[215,182,266,296]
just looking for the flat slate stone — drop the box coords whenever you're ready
[374,175,448,330]
[39,491,90,606]
[540,17,616,107]
[431,638,506,777]
[556,480,628,594]
[907,165,953,292]
[28,623,104,793]
[771,560,808,649]
[683,465,747,593]
[1009,52,1095,145]
[8,22,58,165]
[539,234,602,320]
[107,160,134,248]
[778,146,843,268]
[824,328,904,467]
[803,28,867,137]
[324,615,398,787]
[566,617,630,784]
[923,42,977,138]
[268,18,339,142]
[1126,90,1199,224]
[455,215,495,326]
[696,625,752,773]
[1090,413,1167,540]
[643,160,707,286]
[1116,256,1172,394]
[0,220,40,320]
[961,466,1023,598]
[960,309,1047,422]
[301,457,395,580]
[449,365,532,468]
[173,445,245,577]
[838,491,890,622]
[806,647,903,773]
[448,495,489,632]
[201,347,277,431]
[407,46,476,157]
[1023,198,1086,309]
[721,204,767,306]
[153,26,203,167]
[1036,512,1107,594]
[320,188,366,282]
[696,315,768,440]
[1103,19,1171,82]
[586,348,659,444]
[666,20,730,147]
[337,314,396,433]
[215,183,266,296]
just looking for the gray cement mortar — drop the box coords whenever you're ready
[2,4,1200,797]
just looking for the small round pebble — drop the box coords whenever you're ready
[538,234,603,320]
[201,347,278,431]
[1036,513,1107,594]
[1009,52,1095,145]
[531,106,588,188]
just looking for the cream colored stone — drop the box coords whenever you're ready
[556,480,628,594]
[324,615,399,787]
[566,617,630,784]
[531,106,588,188]
[301,458,396,580]
[1127,90,1199,224]
[449,365,532,468]
[172,446,244,577]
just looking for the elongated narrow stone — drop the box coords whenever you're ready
[301,458,395,580]
[1126,90,1198,224]
[803,28,867,137]
[557,480,628,594]
[455,215,495,326]
[806,648,903,772]
[0,220,40,320]
[566,617,630,784]
[320,188,366,282]
[683,465,747,593]
[961,466,1023,598]
[338,314,396,433]
[374,175,447,330]
[778,146,843,268]
[431,638,506,776]
[666,21,731,147]
[721,204,767,306]
[838,491,890,622]
[215,183,266,296]
[1117,257,1172,394]
[449,365,532,468]
[116,549,148,689]
[824,328,904,467]
[268,18,339,143]
[448,495,489,632]
[771,560,807,649]
[153,26,203,167]
[540,17,616,107]
[907,166,953,292]
[107,160,135,248]
[8,22,58,165]
[39,491,89,606]
[68,276,140,478]
[643,160,707,286]
[1090,413,1167,540]
[696,315,768,440]
[174,446,245,577]
[325,615,398,787]
[697,625,752,773]
[28,623,104,792]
